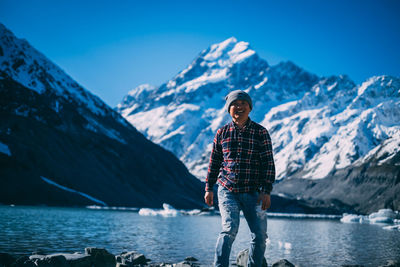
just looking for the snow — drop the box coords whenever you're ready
[356,131,400,166]
[40,176,107,206]
[357,77,376,96]
[179,68,228,93]
[0,142,11,156]
[341,209,400,231]
[203,37,237,61]
[0,23,110,116]
[228,41,256,64]
[84,116,127,144]
[254,77,268,89]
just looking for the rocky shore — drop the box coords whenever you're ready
[0,247,295,267]
[0,247,399,267]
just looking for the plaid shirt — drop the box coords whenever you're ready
[205,118,275,194]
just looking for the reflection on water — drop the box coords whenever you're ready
[0,206,399,267]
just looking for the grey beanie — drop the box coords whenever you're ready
[225,90,253,112]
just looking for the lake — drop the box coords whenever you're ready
[0,205,399,267]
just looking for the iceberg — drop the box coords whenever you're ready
[340,209,400,231]
[340,214,368,223]
[368,209,396,224]
[138,203,179,217]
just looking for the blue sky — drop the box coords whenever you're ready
[1,0,399,107]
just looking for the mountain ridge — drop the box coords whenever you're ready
[0,23,205,209]
[117,37,400,213]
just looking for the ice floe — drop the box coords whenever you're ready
[139,203,179,217]
[86,205,139,212]
[341,209,400,231]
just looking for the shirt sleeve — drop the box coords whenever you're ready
[259,128,275,194]
[205,130,223,192]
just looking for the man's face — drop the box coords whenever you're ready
[229,99,251,121]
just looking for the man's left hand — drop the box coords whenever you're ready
[257,193,271,210]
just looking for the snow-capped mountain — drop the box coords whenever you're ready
[0,23,129,142]
[117,37,319,179]
[263,75,400,180]
[0,23,204,209]
[117,37,400,213]
[118,37,399,181]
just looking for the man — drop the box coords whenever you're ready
[205,90,275,267]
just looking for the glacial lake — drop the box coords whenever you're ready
[1,205,399,267]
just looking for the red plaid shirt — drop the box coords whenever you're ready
[205,118,275,194]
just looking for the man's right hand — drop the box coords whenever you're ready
[204,191,214,206]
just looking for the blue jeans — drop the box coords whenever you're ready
[214,185,268,267]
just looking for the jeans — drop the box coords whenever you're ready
[214,185,268,267]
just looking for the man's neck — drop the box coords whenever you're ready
[233,117,249,129]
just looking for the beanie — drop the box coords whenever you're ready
[225,90,253,113]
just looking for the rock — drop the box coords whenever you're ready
[62,253,92,267]
[0,253,15,267]
[272,259,295,267]
[115,251,147,266]
[173,261,199,267]
[12,256,36,267]
[148,264,173,267]
[29,252,92,267]
[236,249,267,267]
[85,247,115,267]
[378,261,400,267]
[26,254,68,267]
[184,257,198,262]
[34,255,68,267]
[30,250,45,256]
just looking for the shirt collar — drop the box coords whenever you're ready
[231,117,252,131]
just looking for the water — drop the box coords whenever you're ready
[1,206,399,267]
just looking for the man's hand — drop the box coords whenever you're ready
[204,191,214,206]
[257,193,271,210]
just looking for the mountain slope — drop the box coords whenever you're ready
[0,23,204,209]
[274,131,400,214]
[263,75,400,180]
[117,37,400,213]
[117,37,319,179]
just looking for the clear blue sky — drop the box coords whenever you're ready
[1,0,399,107]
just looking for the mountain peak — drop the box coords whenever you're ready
[202,37,256,66]
[0,23,109,116]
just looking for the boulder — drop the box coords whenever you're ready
[85,247,115,267]
[29,252,92,267]
[377,260,400,267]
[184,257,198,262]
[172,262,199,267]
[28,254,69,267]
[115,251,147,266]
[0,253,15,267]
[11,256,35,267]
[62,253,92,267]
[236,249,267,267]
[272,259,295,267]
